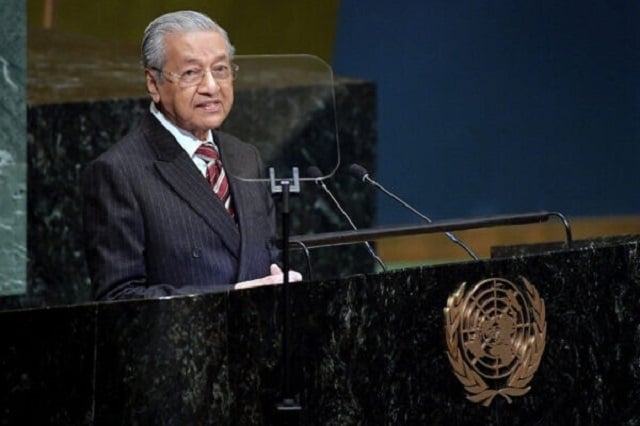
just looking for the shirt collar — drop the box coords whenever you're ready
[149,102,215,158]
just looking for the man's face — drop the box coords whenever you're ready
[146,30,234,140]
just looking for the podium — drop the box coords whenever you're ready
[2,234,640,424]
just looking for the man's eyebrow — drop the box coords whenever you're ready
[181,54,229,64]
[212,54,230,63]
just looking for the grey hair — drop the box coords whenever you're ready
[141,10,235,72]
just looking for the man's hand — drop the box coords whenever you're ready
[233,264,303,290]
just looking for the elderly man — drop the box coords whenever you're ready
[82,10,299,300]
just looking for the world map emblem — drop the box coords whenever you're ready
[444,277,547,406]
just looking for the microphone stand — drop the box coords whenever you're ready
[362,173,479,260]
[313,177,387,272]
[269,167,302,422]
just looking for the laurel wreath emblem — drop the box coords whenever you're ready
[444,277,546,406]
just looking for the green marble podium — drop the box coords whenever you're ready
[0,0,26,296]
[2,235,639,424]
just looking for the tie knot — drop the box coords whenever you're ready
[195,143,219,163]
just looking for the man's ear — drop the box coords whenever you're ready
[145,69,161,103]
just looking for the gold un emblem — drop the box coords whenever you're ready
[444,277,546,406]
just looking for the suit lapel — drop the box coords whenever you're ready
[217,132,275,281]
[142,113,240,258]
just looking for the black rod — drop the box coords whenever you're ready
[280,180,292,398]
[289,211,571,248]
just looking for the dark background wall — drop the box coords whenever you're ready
[27,1,339,63]
[333,0,640,225]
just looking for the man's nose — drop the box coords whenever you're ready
[199,70,221,92]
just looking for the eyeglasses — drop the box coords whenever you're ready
[153,63,239,87]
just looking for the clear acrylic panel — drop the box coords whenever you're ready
[221,54,340,182]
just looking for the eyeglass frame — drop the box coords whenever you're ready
[150,62,239,87]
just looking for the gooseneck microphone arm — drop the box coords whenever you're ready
[348,163,479,261]
[308,167,387,272]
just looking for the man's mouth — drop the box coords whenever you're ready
[197,101,222,112]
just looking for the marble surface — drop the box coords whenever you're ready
[0,0,27,296]
[27,28,145,105]
[491,233,640,258]
[1,304,96,424]
[1,236,639,424]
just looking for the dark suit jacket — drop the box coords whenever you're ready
[82,111,278,300]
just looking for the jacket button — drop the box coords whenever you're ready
[192,248,202,258]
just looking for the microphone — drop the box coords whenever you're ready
[308,166,387,272]
[348,163,478,260]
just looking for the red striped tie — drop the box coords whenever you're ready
[195,143,234,217]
